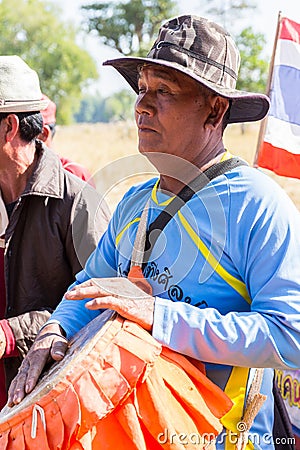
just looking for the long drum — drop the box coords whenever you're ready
[0,278,232,449]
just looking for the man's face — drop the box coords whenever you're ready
[135,65,215,170]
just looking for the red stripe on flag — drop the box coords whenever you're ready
[257,142,300,179]
[279,17,300,44]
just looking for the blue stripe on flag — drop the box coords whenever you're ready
[269,65,300,126]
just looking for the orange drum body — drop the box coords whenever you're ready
[0,309,232,449]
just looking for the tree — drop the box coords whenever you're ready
[235,27,268,93]
[194,0,268,93]
[104,90,135,121]
[75,90,135,123]
[81,0,178,56]
[0,0,98,124]
[196,0,256,30]
[74,93,105,123]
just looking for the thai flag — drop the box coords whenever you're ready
[256,17,300,179]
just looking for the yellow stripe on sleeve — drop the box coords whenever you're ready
[178,211,251,304]
[115,217,141,247]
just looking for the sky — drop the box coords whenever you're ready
[51,0,300,96]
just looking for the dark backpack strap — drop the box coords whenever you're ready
[143,156,247,264]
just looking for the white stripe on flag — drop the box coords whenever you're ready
[264,116,300,154]
[274,39,300,70]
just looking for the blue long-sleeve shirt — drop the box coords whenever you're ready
[50,164,300,449]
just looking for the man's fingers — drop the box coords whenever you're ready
[7,349,49,406]
[23,341,67,395]
[7,363,28,406]
[7,325,68,407]
[85,296,116,310]
[65,285,105,300]
[23,351,49,394]
[51,339,69,360]
[85,296,154,331]
[69,279,96,289]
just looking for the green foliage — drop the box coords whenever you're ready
[104,90,135,121]
[236,27,268,93]
[81,0,178,56]
[196,0,256,30]
[0,0,267,123]
[74,94,104,123]
[0,0,98,124]
[75,90,135,123]
[80,0,268,114]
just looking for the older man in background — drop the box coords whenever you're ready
[0,55,110,407]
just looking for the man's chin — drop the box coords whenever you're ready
[138,151,199,181]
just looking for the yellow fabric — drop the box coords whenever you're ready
[151,179,175,206]
[221,367,254,450]
[116,217,141,246]
[220,150,233,161]
[178,211,251,304]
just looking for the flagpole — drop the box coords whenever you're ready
[253,10,282,167]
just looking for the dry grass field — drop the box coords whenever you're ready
[53,121,300,212]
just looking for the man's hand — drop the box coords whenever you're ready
[65,278,155,331]
[7,323,68,407]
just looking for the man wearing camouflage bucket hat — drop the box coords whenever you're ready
[9,16,300,449]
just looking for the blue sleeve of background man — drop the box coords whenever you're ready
[153,171,300,370]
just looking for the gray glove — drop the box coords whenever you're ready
[7,310,52,359]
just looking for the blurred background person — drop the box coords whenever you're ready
[0,55,109,408]
[39,94,95,185]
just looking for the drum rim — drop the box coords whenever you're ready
[0,309,117,421]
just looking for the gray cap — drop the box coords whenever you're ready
[0,55,48,113]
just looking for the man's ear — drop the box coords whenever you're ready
[205,96,229,129]
[38,125,51,143]
[4,114,19,142]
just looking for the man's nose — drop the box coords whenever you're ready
[135,90,155,116]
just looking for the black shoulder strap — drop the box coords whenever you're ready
[143,157,247,264]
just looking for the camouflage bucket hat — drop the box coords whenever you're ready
[103,15,270,124]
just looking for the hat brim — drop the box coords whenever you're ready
[0,99,49,113]
[103,57,270,124]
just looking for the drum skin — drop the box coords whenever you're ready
[0,309,232,449]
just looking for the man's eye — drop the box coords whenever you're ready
[138,86,146,94]
[158,88,170,95]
